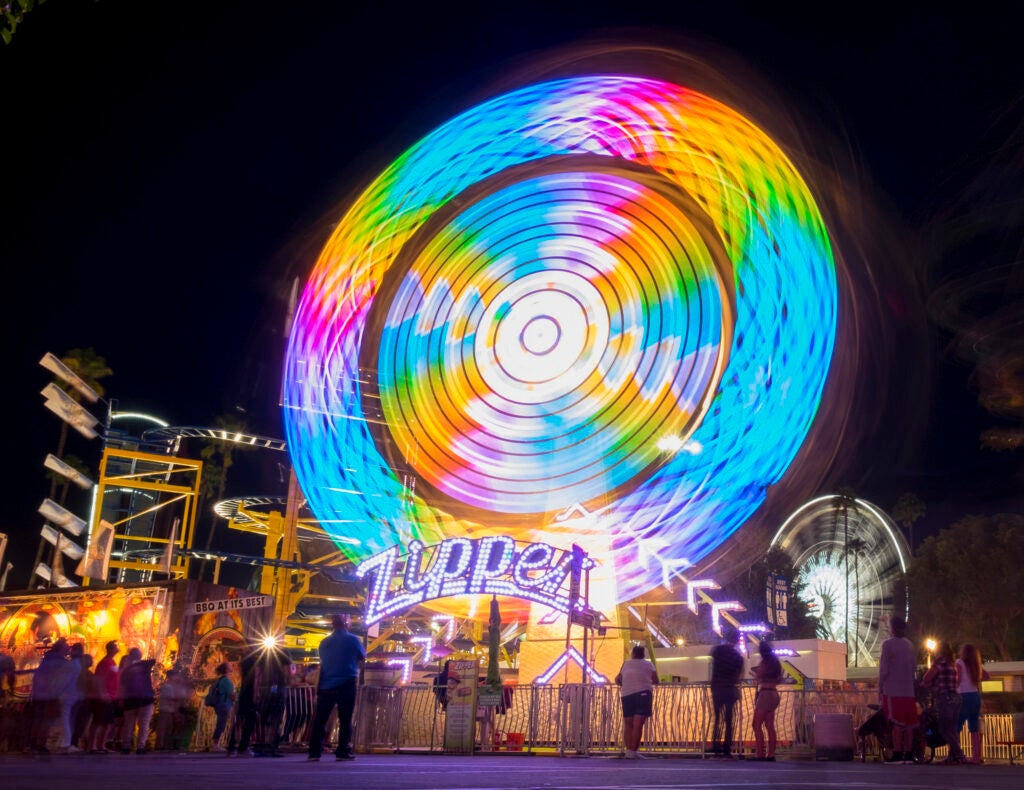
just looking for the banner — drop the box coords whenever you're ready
[443,659,479,753]
[76,520,114,581]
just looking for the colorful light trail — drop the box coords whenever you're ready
[282,74,837,609]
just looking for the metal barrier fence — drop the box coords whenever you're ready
[343,683,1021,763]
[3,683,1018,762]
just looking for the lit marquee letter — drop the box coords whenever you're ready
[512,543,556,588]
[405,537,474,599]
[469,535,515,594]
[358,545,422,624]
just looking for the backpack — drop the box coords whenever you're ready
[204,678,223,707]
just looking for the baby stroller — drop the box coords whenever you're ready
[857,704,940,763]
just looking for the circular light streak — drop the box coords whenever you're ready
[770,495,909,666]
[283,75,838,604]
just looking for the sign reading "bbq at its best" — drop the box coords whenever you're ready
[192,595,273,615]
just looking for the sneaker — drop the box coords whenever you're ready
[307,755,320,762]
[211,745,226,753]
[634,751,648,759]
[67,746,84,754]
[623,749,636,759]
[336,751,355,761]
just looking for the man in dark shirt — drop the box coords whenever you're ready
[307,614,365,762]
[709,627,745,759]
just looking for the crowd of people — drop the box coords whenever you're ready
[3,615,1000,763]
[614,619,994,765]
[881,616,992,766]
[23,638,163,755]
[2,635,320,756]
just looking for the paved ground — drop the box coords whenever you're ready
[1,751,1021,790]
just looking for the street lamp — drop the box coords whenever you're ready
[925,637,937,668]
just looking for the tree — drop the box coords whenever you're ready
[906,513,1024,661]
[196,413,257,579]
[1,0,45,45]
[890,492,926,554]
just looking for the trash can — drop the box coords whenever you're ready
[814,713,854,761]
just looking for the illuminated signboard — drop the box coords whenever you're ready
[357,537,596,625]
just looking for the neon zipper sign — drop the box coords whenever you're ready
[356,536,596,625]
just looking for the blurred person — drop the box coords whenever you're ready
[433,661,450,711]
[231,644,292,757]
[957,643,990,764]
[88,641,119,753]
[154,668,192,751]
[878,616,919,764]
[1,648,17,697]
[307,614,365,762]
[69,650,95,751]
[751,641,784,761]
[29,638,71,754]
[207,661,236,752]
[117,647,156,754]
[615,644,659,759]
[54,642,85,752]
[923,641,965,764]
[228,647,260,757]
[709,627,745,759]
[283,662,315,746]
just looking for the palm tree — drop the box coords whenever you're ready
[196,413,256,580]
[890,492,925,555]
[33,348,111,586]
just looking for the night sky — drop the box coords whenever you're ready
[2,2,1021,590]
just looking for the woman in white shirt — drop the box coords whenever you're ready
[957,644,990,764]
[615,645,659,759]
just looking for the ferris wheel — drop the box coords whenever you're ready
[769,495,910,667]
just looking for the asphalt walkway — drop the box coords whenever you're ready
[1,751,1021,790]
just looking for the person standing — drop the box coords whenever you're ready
[615,644,659,759]
[230,644,291,757]
[258,648,292,757]
[228,647,260,757]
[878,615,919,764]
[433,661,450,711]
[709,627,745,759]
[956,643,990,764]
[55,642,84,752]
[29,638,71,754]
[923,641,965,764]
[118,647,156,754]
[751,640,784,761]
[88,640,119,753]
[69,651,95,751]
[208,661,235,752]
[307,613,365,762]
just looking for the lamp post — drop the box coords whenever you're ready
[925,637,937,669]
